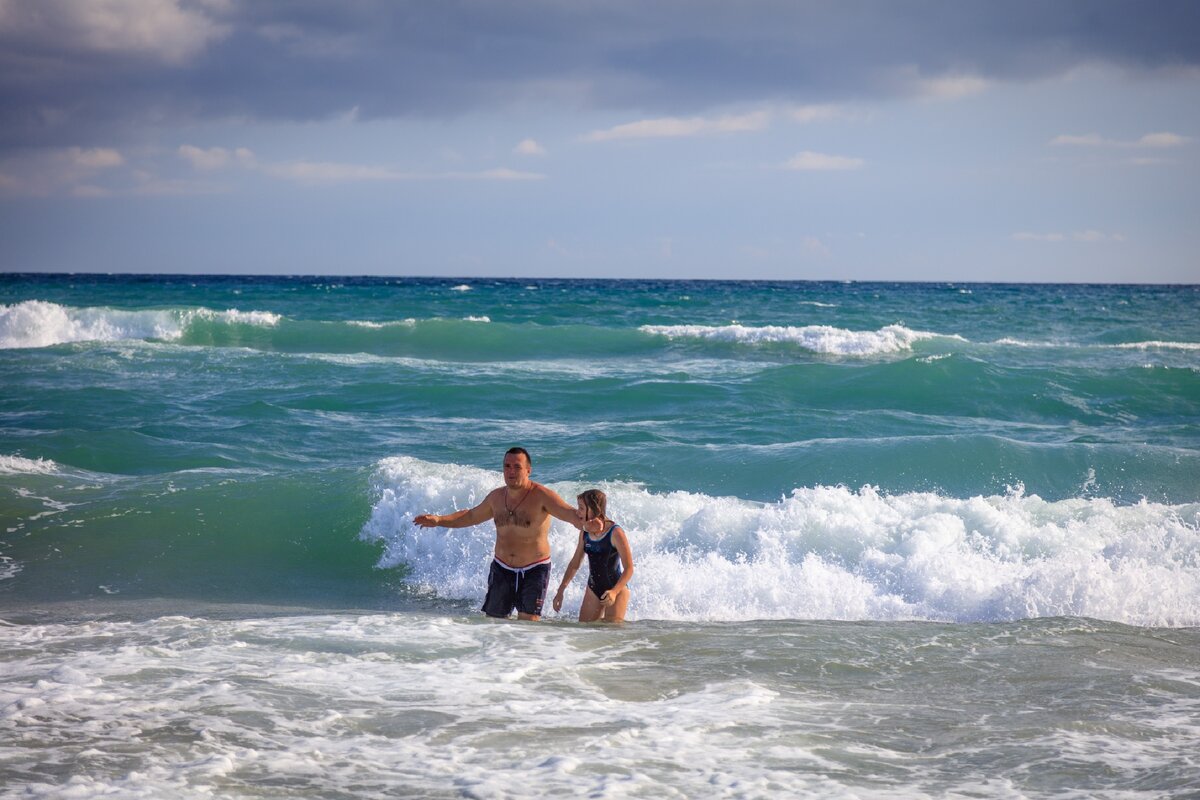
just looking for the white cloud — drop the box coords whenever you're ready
[178,145,255,170]
[1012,230,1126,243]
[66,147,123,169]
[789,105,847,124]
[891,67,990,100]
[514,139,546,156]
[1137,132,1191,148]
[1050,131,1191,148]
[0,0,230,64]
[916,73,990,100]
[583,110,770,142]
[782,151,865,171]
[1073,229,1126,243]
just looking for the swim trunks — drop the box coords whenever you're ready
[584,523,623,598]
[481,556,551,618]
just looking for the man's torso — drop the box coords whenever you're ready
[488,484,551,567]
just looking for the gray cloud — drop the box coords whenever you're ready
[1,0,1198,152]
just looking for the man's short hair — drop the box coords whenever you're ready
[505,446,531,466]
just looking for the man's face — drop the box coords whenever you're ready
[502,453,530,488]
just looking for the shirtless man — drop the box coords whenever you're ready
[413,447,594,621]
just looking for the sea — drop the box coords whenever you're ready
[2,274,1199,798]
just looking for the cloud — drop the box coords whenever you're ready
[178,144,255,170]
[782,151,865,171]
[1012,230,1126,243]
[0,0,229,64]
[0,145,125,195]
[66,146,123,169]
[789,105,849,124]
[1136,132,1191,147]
[1050,131,1192,147]
[891,67,992,100]
[514,138,546,156]
[2,2,1199,154]
[584,110,770,142]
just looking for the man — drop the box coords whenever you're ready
[413,447,593,621]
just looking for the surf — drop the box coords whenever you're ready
[361,456,1200,627]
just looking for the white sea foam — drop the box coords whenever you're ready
[346,319,417,329]
[0,555,21,581]
[362,456,1200,626]
[0,301,280,349]
[450,284,472,292]
[1111,340,1200,352]
[639,323,955,355]
[992,337,1200,352]
[2,613,1196,799]
[0,455,58,475]
[462,316,491,322]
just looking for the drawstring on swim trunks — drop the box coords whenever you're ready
[493,556,550,593]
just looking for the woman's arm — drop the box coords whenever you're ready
[552,532,586,611]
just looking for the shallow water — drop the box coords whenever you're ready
[3,608,1199,798]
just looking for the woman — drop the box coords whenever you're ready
[552,489,634,622]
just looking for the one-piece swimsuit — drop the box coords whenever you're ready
[584,522,623,598]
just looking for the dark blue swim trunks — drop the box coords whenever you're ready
[482,557,551,618]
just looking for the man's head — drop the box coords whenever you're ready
[503,447,532,488]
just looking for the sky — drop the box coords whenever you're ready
[1,0,1198,282]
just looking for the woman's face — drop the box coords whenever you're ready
[577,499,590,520]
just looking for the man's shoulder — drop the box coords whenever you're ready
[533,481,564,499]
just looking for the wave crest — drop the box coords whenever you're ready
[0,455,59,475]
[361,456,1200,626]
[0,301,280,349]
[640,323,953,355]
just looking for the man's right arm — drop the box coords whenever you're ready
[414,494,493,529]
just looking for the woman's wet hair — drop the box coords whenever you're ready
[577,488,607,521]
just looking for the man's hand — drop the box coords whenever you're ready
[413,514,441,528]
[581,515,605,534]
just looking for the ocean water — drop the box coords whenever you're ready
[2,274,1199,798]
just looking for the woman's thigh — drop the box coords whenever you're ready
[601,588,630,622]
[579,587,604,622]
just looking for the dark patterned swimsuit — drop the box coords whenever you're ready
[584,522,623,598]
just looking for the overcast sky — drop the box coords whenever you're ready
[1,0,1197,282]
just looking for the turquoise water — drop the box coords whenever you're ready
[2,275,1198,616]
[2,275,1199,798]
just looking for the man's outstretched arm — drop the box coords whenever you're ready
[414,495,493,528]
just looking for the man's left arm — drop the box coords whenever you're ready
[540,485,597,531]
